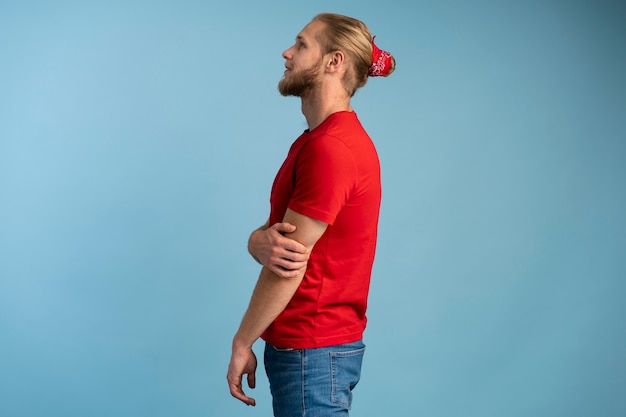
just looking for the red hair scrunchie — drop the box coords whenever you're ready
[369,36,393,77]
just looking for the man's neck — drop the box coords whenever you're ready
[300,87,352,131]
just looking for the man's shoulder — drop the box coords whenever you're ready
[308,113,368,146]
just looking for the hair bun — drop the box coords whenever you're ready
[369,36,395,77]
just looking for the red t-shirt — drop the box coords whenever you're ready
[262,111,381,348]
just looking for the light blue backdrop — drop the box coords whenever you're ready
[1,1,624,416]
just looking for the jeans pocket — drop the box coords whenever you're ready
[271,345,297,352]
[330,346,366,408]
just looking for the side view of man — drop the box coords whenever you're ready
[227,12,395,416]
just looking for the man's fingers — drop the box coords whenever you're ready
[228,380,256,406]
[247,370,256,389]
[285,242,309,256]
[272,222,297,234]
[272,263,307,279]
[271,250,309,267]
[272,224,309,253]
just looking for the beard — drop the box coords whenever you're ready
[278,60,322,97]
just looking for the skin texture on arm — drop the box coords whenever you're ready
[227,209,328,406]
[248,220,310,278]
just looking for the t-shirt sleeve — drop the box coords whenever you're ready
[288,135,356,225]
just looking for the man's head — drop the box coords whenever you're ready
[278,19,326,98]
[279,13,395,98]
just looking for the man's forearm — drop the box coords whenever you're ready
[233,266,303,349]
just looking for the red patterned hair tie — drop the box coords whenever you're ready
[369,36,393,77]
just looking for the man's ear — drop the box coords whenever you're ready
[326,50,345,73]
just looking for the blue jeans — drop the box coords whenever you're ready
[264,340,366,417]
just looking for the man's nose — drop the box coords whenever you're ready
[282,46,294,59]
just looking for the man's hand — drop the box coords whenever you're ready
[227,344,257,406]
[248,222,310,278]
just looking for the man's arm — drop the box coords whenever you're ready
[227,209,328,406]
[247,219,310,279]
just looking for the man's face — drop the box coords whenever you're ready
[278,20,326,97]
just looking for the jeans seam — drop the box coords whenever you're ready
[330,346,365,407]
[302,349,306,417]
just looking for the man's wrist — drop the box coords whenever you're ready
[232,333,255,352]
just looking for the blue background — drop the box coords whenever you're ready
[1,1,625,416]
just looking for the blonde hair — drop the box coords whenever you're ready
[312,13,395,96]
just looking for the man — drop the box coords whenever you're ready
[227,13,395,416]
